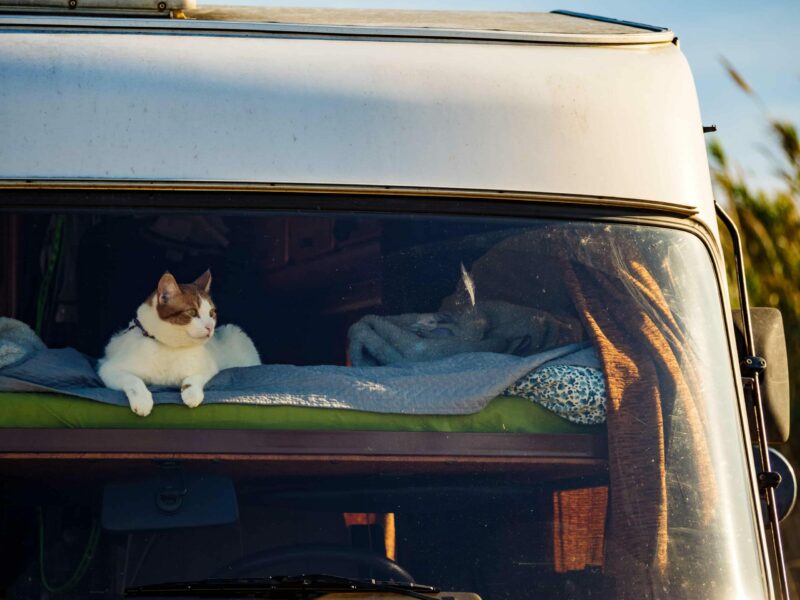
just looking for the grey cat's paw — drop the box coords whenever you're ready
[126,383,153,417]
[181,382,204,408]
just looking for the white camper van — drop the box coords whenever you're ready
[0,3,793,599]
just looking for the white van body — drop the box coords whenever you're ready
[0,9,715,228]
[0,7,780,599]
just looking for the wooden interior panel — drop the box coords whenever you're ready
[0,429,609,481]
[0,429,607,458]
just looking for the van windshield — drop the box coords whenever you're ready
[0,200,765,598]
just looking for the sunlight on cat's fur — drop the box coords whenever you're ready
[98,270,260,416]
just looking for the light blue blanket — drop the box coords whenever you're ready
[0,343,592,415]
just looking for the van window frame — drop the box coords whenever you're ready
[0,186,771,591]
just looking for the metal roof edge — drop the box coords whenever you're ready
[0,179,700,216]
[550,10,668,34]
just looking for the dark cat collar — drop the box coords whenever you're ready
[128,317,156,340]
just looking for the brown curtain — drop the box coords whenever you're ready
[560,241,716,597]
[442,226,718,595]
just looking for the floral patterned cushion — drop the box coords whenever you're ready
[504,364,606,425]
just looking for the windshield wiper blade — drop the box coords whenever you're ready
[125,573,441,599]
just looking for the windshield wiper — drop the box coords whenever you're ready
[125,573,441,599]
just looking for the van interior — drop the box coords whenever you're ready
[0,192,749,598]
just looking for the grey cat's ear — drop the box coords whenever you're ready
[459,262,476,307]
[194,269,212,293]
[157,272,180,304]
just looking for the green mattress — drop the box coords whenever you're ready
[0,392,602,433]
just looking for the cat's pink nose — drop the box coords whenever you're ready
[205,325,213,335]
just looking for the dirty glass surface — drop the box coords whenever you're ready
[0,205,766,598]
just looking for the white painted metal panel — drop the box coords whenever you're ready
[0,28,715,227]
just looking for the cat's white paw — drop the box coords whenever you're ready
[181,382,204,408]
[126,384,153,417]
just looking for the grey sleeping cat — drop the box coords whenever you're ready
[348,264,582,366]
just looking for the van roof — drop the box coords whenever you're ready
[181,7,674,45]
[0,3,674,45]
[0,6,715,229]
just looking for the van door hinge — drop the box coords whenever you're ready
[741,355,767,376]
[758,470,783,491]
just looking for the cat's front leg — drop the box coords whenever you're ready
[180,373,214,408]
[98,364,154,417]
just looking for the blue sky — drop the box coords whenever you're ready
[233,0,799,192]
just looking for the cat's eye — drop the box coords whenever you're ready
[185,309,198,318]
[210,308,217,319]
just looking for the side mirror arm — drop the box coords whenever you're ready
[716,202,790,600]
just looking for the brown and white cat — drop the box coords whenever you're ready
[98,270,260,417]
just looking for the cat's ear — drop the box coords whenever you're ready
[157,272,180,304]
[194,269,212,293]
